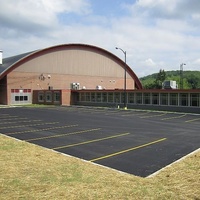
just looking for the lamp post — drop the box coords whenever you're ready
[180,63,186,89]
[116,47,127,109]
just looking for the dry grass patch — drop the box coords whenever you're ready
[0,134,199,200]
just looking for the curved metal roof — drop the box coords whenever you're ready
[0,44,142,89]
[0,51,37,74]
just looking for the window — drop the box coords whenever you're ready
[190,93,199,107]
[108,92,113,103]
[14,96,28,101]
[102,93,107,102]
[114,92,120,103]
[128,93,134,103]
[38,92,44,102]
[179,93,188,106]
[15,96,19,101]
[24,96,28,101]
[54,92,60,102]
[152,93,159,105]
[170,93,178,106]
[160,93,168,105]
[20,96,23,101]
[80,93,85,101]
[91,93,96,102]
[144,93,150,104]
[136,93,142,104]
[96,93,102,102]
[46,92,52,102]
[121,93,126,103]
[85,92,90,102]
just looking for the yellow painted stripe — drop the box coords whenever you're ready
[1,117,27,121]
[121,113,136,117]
[104,110,121,115]
[90,138,167,162]
[89,110,107,113]
[0,119,42,125]
[53,132,130,150]
[120,111,136,116]
[140,113,166,118]
[0,122,59,129]
[7,124,78,135]
[122,111,150,117]
[0,115,18,118]
[26,128,101,141]
[161,114,186,121]
[185,118,200,123]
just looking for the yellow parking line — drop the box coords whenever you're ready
[90,138,167,162]
[53,132,130,150]
[121,113,136,116]
[0,119,42,125]
[122,111,150,117]
[1,117,27,121]
[46,107,59,110]
[104,110,124,115]
[0,115,18,118]
[140,113,166,118]
[161,114,186,120]
[0,122,59,129]
[74,108,94,113]
[87,109,107,113]
[120,111,136,116]
[185,118,200,123]
[26,128,101,141]
[7,124,78,135]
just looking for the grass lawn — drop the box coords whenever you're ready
[0,134,199,200]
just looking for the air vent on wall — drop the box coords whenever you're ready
[71,83,80,90]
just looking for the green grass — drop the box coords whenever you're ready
[12,104,56,107]
[0,134,199,200]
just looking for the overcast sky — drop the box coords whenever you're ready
[0,0,200,77]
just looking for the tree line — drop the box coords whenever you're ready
[140,70,200,89]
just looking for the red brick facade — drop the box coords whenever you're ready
[0,44,142,105]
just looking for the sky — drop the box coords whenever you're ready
[0,0,200,77]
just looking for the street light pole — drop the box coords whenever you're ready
[180,63,186,89]
[116,47,127,109]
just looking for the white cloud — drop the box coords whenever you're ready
[192,59,200,65]
[41,0,91,14]
[0,0,200,77]
[0,0,91,30]
[144,58,156,67]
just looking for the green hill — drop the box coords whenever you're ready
[140,70,200,89]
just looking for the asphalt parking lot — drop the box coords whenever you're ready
[0,106,199,177]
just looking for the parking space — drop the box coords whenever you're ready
[0,106,199,177]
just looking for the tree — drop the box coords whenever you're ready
[140,70,200,89]
[154,69,166,89]
[141,69,166,89]
[187,75,200,89]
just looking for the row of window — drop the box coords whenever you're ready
[78,92,200,107]
[15,96,28,101]
[38,91,61,102]
[11,89,32,104]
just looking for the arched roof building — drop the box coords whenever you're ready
[0,43,142,105]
